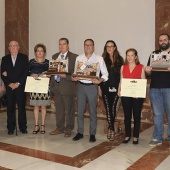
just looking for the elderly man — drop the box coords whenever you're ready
[145,33,170,146]
[1,41,28,135]
[72,39,108,142]
[50,38,78,137]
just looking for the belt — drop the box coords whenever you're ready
[79,82,94,86]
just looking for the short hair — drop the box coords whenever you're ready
[159,33,170,40]
[84,39,94,46]
[125,48,140,65]
[59,38,69,44]
[34,43,46,54]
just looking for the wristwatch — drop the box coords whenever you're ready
[17,82,21,85]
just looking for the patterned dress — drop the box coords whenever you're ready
[29,59,50,106]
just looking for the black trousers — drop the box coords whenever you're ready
[102,92,119,131]
[121,97,144,138]
[6,86,27,131]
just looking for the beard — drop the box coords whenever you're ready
[159,43,170,51]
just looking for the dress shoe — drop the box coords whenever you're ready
[50,129,64,135]
[72,133,83,141]
[133,138,139,145]
[89,134,96,143]
[20,130,28,134]
[64,131,71,137]
[32,125,40,134]
[40,125,45,134]
[8,131,14,135]
[123,137,131,143]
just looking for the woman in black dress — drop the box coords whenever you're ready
[99,40,124,141]
[29,44,50,134]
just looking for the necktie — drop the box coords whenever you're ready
[55,54,64,82]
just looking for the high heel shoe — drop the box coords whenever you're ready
[109,130,115,141]
[32,125,39,134]
[107,129,111,140]
[133,138,139,145]
[123,137,131,143]
[40,125,45,134]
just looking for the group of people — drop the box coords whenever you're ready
[1,33,170,146]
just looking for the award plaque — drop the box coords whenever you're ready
[150,53,170,71]
[44,59,68,75]
[72,61,99,80]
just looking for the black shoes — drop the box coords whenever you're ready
[20,129,28,134]
[73,133,96,142]
[8,131,14,135]
[123,137,131,143]
[133,138,139,145]
[89,134,96,143]
[73,133,84,141]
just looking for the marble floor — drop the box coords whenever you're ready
[0,108,170,170]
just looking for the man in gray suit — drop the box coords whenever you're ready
[50,38,78,137]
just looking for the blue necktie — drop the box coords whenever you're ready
[55,55,64,82]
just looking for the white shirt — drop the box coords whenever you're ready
[58,51,68,60]
[11,55,17,66]
[75,52,108,83]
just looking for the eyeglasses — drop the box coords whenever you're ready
[84,44,93,47]
[9,45,18,48]
[106,46,114,49]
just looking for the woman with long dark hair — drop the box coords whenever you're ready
[99,40,124,141]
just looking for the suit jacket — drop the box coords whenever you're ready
[50,51,78,95]
[1,53,29,89]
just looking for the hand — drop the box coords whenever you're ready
[0,85,5,92]
[31,74,38,79]
[2,71,7,76]
[71,76,80,81]
[167,67,170,71]
[144,66,152,72]
[8,83,19,90]
[91,78,101,85]
[117,89,121,97]
[58,74,66,78]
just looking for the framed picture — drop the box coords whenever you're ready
[44,59,68,75]
[150,54,170,71]
[72,61,99,80]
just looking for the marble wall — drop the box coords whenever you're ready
[0,0,5,58]
[155,0,170,49]
[5,0,29,55]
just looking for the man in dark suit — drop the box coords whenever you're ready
[50,38,78,137]
[1,41,28,135]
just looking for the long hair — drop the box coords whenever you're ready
[102,40,124,72]
[124,48,140,65]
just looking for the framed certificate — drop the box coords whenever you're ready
[150,53,170,71]
[44,59,68,75]
[121,78,147,98]
[24,76,50,94]
[72,61,99,80]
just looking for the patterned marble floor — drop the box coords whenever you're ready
[0,108,170,170]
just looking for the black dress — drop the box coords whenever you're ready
[29,59,50,106]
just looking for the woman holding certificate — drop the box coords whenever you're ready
[29,44,50,134]
[118,48,145,144]
[99,40,124,141]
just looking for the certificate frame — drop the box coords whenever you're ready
[121,78,147,98]
[45,59,68,75]
[24,76,50,94]
[72,61,99,80]
[150,54,170,71]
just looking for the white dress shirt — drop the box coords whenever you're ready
[75,52,108,83]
